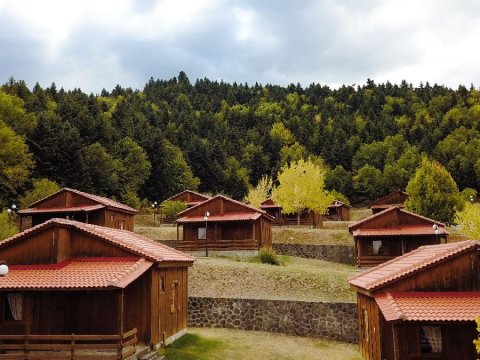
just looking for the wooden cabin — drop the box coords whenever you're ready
[370,190,409,214]
[324,200,351,221]
[0,219,194,358]
[348,241,480,360]
[18,188,138,231]
[176,195,273,251]
[259,199,282,221]
[349,207,448,267]
[165,190,211,208]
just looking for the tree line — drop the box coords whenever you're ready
[1,73,480,210]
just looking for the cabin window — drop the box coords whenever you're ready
[198,227,206,240]
[110,215,114,223]
[170,281,179,313]
[372,240,383,255]
[3,293,23,321]
[420,326,443,353]
[119,220,125,230]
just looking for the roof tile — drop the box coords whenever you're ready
[348,240,479,291]
[0,257,152,290]
[375,292,480,321]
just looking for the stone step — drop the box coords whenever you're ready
[139,350,163,360]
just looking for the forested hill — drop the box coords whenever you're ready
[1,73,479,208]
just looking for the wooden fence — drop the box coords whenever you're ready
[0,328,137,360]
[176,239,258,251]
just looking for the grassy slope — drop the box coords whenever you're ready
[163,328,361,360]
[189,255,357,303]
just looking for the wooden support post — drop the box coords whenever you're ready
[71,333,75,360]
[118,290,124,359]
[392,324,400,360]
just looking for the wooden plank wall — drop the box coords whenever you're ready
[356,293,382,360]
[380,251,480,292]
[124,272,151,344]
[157,267,188,344]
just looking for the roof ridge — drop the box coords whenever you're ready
[177,194,273,220]
[165,189,211,202]
[370,190,408,206]
[349,206,444,232]
[349,240,479,291]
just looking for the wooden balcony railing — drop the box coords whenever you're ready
[0,327,137,360]
[176,239,258,251]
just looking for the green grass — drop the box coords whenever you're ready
[162,328,362,360]
[189,255,357,302]
[163,333,225,360]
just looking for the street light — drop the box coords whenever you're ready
[151,201,159,227]
[0,261,8,277]
[204,211,210,257]
[470,195,475,204]
[433,224,441,243]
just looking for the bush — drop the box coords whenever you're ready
[257,247,281,265]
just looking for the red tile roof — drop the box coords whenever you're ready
[19,205,105,214]
[349,206,445,233]
[260,198,282,208]
[328,200,352,209]
[0,257,153,290]
[177,194,274,221]
[177,212,262,223]
[348,240,479,292]
[20,188,137,214]
[352,225,449,237]
[374,292,480,321]
[0,219,195,264]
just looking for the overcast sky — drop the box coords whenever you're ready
[0,0,479,94]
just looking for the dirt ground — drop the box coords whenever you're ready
[188,255,357,303]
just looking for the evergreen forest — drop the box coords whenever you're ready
[2,72,480,208]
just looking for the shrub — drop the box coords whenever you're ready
[257,247,281,265]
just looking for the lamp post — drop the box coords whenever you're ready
[6,204,17,217]
[151,201,158,227]
[470,195,475,204]
[433,224,441,243]
[0,261,8,277]
[204,211,210,257]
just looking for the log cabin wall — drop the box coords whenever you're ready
[0,291,119,336]
[102,209,134,231]
[356,235,441,267]
[356,293,382,360]
[394,322,477,360]
[377,251,480,293]
[356,209,436,230]
[156,266,189,345]
[124,271,152,344]
[0,230,57,265]
[69,229,133,258]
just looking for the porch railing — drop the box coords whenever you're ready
[176,238,258,251]
[0,327,137,359]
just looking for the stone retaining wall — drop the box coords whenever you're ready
[188,297,358,343]
[273,243,355,265]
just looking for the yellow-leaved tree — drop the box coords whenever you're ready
[244,176,273,208]
[474,318,480,355]
[272,158,333,225]
[456,202,480,239]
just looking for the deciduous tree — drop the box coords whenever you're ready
[19,178,60,208]
[245,176,273,208]
[405,157,462,224]
[272,158,333,224]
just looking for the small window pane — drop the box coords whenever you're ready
[198,227,206,240]
[372,240,383,255]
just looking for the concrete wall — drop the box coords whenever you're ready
[273,243,355,265]
[188,297,358,343]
